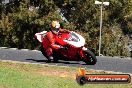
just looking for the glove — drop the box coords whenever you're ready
[60,46,68,49]
[60,46,65,49]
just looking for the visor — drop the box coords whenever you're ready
[53,28,59,33]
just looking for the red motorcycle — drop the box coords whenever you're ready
[35,31,97,65]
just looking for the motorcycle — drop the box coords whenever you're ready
[35,30,97,65]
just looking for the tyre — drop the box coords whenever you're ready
[83,49,97,65]
[76,76,87,85]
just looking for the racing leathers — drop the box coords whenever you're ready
[42,28,67,59]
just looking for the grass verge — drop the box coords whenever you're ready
[0,60,131,88]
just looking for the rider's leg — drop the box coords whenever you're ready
[46,48,53,61]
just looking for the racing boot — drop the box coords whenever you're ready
[47,55,53,62]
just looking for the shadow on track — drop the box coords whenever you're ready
[26,59,47,62]
[26,58,87,65]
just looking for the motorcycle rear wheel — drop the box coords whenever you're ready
[83,49,97,65]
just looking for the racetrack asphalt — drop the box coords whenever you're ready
[0,48,132,73]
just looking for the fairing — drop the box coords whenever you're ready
[35,31,47,43]
[63,31,85,47]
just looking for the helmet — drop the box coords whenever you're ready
[51,21,60,34]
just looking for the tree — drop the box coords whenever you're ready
[0,0,131,57]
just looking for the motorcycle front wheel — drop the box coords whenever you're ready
[83,49,97,65]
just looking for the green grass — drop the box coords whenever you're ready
[0,61,131,88]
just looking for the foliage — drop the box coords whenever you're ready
[0,0,132,56]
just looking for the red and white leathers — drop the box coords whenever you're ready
[42,28,66,56]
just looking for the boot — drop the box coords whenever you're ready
[47,55,53,62]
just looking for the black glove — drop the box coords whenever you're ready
[60,46,65,49]
[60,46,68,50]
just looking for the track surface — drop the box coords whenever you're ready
[0,48,132,73]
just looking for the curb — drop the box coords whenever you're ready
[0,47,8,49]
[0,59,71,69]
[0,47,40,52]
[97,56,131,60]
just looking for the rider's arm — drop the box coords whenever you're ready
[47,32,61,49]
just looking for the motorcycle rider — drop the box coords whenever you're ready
[42,20,67,61]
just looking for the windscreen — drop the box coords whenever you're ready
[68,32,80,42]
